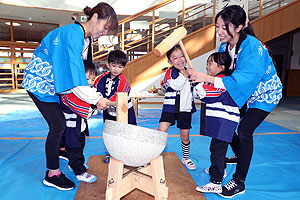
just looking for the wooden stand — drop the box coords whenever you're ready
[105,93,168,200]
[75,152,206,200]
[106,156,168,200]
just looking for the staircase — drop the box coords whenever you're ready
[93,0,300,87]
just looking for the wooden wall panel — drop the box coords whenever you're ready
[287,69,300,96]
[124,25,216,87]
[252,1,300,42]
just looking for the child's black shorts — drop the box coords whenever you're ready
[159,112,192,129]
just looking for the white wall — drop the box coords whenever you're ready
[290,31,300,69]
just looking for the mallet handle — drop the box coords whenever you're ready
[107,102,117,107]
[179,40,193,68]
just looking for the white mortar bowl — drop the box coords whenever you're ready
[103,120,168,167]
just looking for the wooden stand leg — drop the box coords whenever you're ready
[151,156,168,200]
[132,97,138,118]
[106,158,124,200]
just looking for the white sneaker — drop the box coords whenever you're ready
[205,168,227,177]
[181,158,196,170]
[76,172,97,183]
[196,182,222,193]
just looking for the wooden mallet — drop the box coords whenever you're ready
[153,27,193,68]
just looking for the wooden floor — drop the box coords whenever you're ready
[75,152,206,200]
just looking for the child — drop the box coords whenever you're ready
[94,50,137,162]
[158,45,197,170]
[193,52,239,193]
[59,60,99,183]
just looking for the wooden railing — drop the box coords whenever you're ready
[0,0,298,92]
[92,0,297,66]
[249,0,295,20]
[0,41,39,92]
[92,0,215,65]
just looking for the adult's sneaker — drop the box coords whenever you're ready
[225,155,237,164]
[43,170,75,191]
[76,172,97,183]
[218,179,245,198]
[181,157,196,170]
[196,182,222,193]
[205,168,227,177]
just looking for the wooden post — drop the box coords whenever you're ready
[259,0,263,17]
[121,23,125,51]
[152,10,155,51]
[213,0,216,25]
[182,0,185,27]
[116,92,128,123]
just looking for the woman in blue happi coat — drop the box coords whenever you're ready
[189,5,282,198]
[22,2,118,191]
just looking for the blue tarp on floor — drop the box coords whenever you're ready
[0,109,299,200]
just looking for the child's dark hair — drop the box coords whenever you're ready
[83,60,97,75]
[209,52,233,76]
[166,44,181,60]
[108,50,127,66]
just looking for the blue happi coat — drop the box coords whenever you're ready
[219,34,282,112]
[22,23,88,103]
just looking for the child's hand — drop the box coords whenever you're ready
[187,66,196,75]
[96,98,111,110]
[182,68,190,78]
[189,71,210,83]
[186,67,195,79]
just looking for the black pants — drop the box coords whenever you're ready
[27,91,66,170]
[65,131,86,175]
[230,108,269,184]
[209,138,229,183]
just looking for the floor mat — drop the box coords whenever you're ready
[0,109,299,200]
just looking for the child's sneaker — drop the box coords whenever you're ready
[181,157,196,170]
[196,182,222,193]
[219,179,245,198]
[225,155,237,164]
[205,168,227,177]
[43,170,75,191]
[76,172,97,183]
[59,150,69,161]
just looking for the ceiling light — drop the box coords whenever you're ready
[5,22,21,26]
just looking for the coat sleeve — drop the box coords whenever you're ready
[161,68,187,91]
